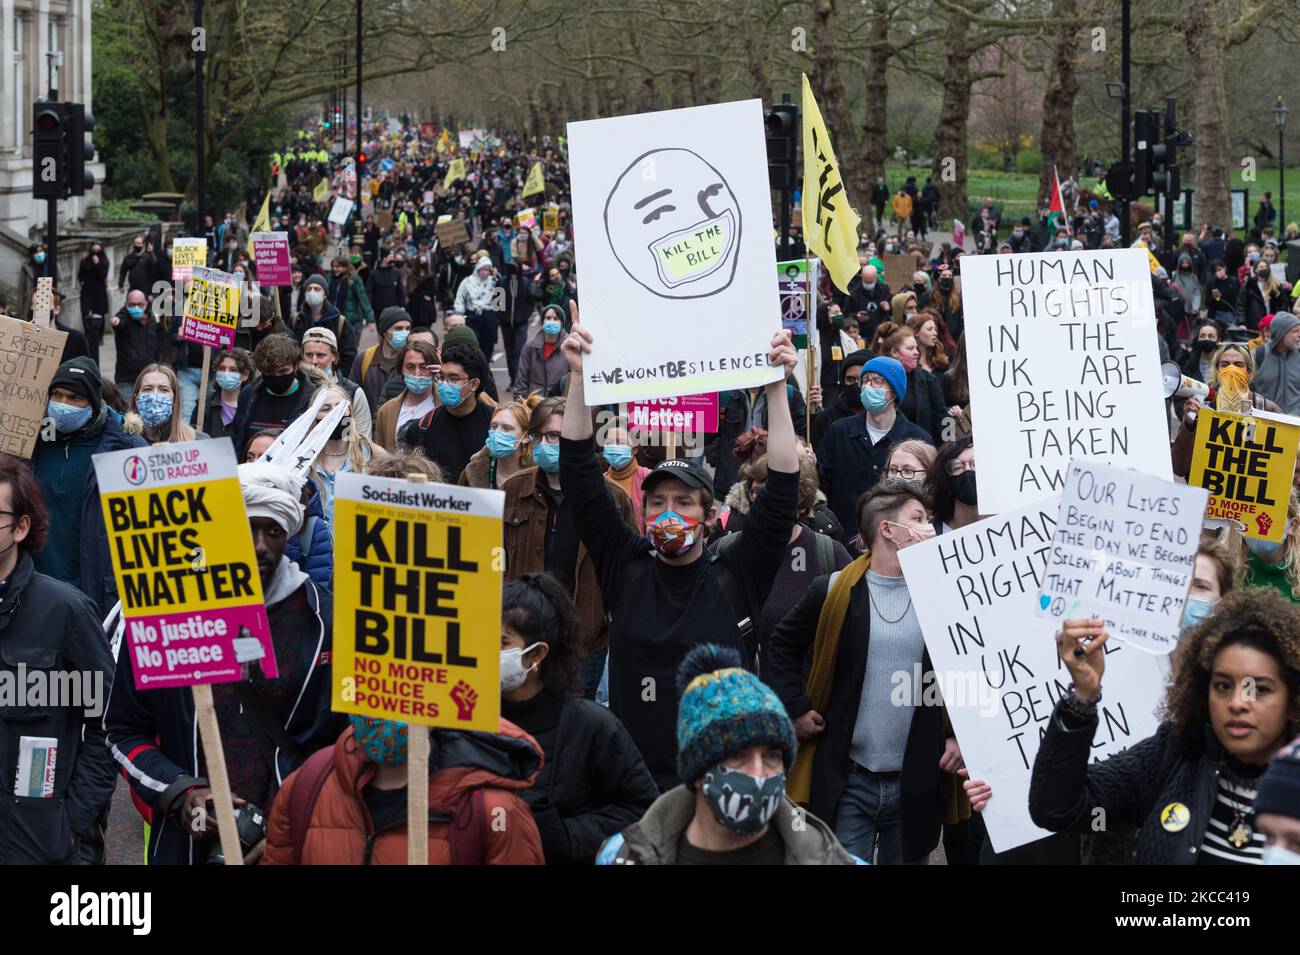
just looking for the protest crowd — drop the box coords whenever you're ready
[3,106,1300,872]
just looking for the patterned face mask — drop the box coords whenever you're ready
[645,510,700,557]
[700,764,785,835]
[348,715,409,766]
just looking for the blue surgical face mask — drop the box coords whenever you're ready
[47,401,93,434]
[1262,844,1300,865]
[388,330,410,349]
[603,444,633,470]
[862,281,876,291]
[34,252,45,264]
[860,385,890,413]
[533,442,560,473]
[137,392,173,426]
[438,380,467,408]
[214,371,242,392]
[542,320,562,337]
[485,428,518,460]
[127,306,145,320]
[1247,536,1285,563]
[1180,595,1216,632]
[404,374,433,395]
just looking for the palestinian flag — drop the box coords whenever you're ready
[1047,166,1070,236]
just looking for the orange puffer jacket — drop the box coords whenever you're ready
[263,720,545,865]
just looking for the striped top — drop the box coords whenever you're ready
[1198,770,1265,865]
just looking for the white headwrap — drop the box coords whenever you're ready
[238,461,305,536]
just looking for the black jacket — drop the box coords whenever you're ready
[507,694,659,865]
[1234,280,1292,331]
[366,266,407,313]
[291,302,357,376]
[110,308,164,384]
[766,573,947,862]
[1030,701,1235,865]
[898,367,946,442]
[78,255,110,315]
[117,250,156,293]
[0,553,118,863]
[228,370,318,461]
[835,277,893,330]
[818,410,934,532]
[812,386,862,452]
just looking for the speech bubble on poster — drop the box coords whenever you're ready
[567,99,784,404]
[1035,459,1207,654]
[171,238,207,281]
[0,315,66,458]
[899,499,1166,853]
[1189,408,1300,543]
[962,250,1171,513]
[250,232,292,287]
[94,440,273,689]
[181,267,241,349]
[331,474,504,731]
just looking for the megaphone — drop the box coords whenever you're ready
[1162,362,1211,401]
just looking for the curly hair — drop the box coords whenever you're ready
[908,310,951,371]
[1161,587,1300,741]
[502,573,582,697]
[924,435,974,525]
[731,426,768,465]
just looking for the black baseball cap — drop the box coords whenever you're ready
[642,457,714,499]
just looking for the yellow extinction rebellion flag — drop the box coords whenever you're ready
[312,177,330,203]
[246,191,270,258]
[801,73,862,294]
[522,161,545,198]
[444,158,466,190]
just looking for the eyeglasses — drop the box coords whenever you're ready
[885,466,922,480]
[433,373,468,386]
[533,431,562,445]
[947,458,977,475]
[862,374,889,388]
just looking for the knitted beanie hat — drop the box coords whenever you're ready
[675,644,796,784]
[1254,734,1300,819]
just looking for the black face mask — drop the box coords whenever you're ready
[953,471,979,507]
[330,418,350,441]
[939,277,953,290]
[1196,339,1218,353]
[263,371,296,394]
[913,283,927,295]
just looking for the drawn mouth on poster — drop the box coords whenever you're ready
[604,148,741,299]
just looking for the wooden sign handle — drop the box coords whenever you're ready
[194,347,213,433]
[404,471,431,865]
[192,683,243,865]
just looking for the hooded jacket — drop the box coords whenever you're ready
[262,720,545,865]
[596,786,860,864]
[292,301,358,376]
[513,326,569,399]
[1251,312,1300,415]
[284,483,333,590]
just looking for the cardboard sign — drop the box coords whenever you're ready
[625,393,719,433]
[181,267,241,349]
[898,499,1165,853]
[777,258,818,347]
[567,99,784,404]
[882,251,917,297]
[328,197,355,226]
[94,440,274,690]
[1036,459,1207,655]
[331,474,504,730]
[514,207,537,231]
[376,210,393,232]
[171,238,207,281]
[0,315,66,457]
[1189,408,1300,542]
[435,218,470,247]
[250,232,291,287]
[963,250,1172,513]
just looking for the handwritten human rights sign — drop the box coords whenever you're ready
[1189,408,1300,543]
[0,315,66,457]
[567,100,783,404]
[94,440,273,689]
[899,499,1165,852]
[181,267,241,349]
[1036,459,1207,654]
[962,250,1171,513]
[331,475,504,731]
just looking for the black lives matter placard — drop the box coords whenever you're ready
[962,250,1171,513]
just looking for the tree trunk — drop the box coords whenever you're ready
[931,9,973,222]
[744,18,769,100]
[811,0,868,206]
[860,0,891,188]
[1037,0,1080,205]
[1184,0,1231,231]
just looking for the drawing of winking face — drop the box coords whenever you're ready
[603,148,742,299]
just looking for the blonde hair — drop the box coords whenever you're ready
[493,395,540,468]
[129,364,196,443]
[887,439,938,475]
[309,383,379,495]
[1207,343,1256,391]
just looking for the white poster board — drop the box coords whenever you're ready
[963,249,1172,513]
[567,100,783,404]
[898,500,1167,853]
[1037,459,1208,654]
[328,197,355,226]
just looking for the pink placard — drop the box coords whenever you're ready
[180,315,234,349]
[251,232,292,286]
[123,604,277,690]
[626,393,719,433]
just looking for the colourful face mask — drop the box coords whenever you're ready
[348,714,409,766]
[137,392,174,426]
[645,510,701,557]
[700,764,785,835]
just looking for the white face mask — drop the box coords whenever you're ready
[305,289,325,307]
[500,642,542,692]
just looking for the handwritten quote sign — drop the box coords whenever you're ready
[1189,408,1300,543]
[1037,460,1207,654]
[899,499,1165,852]
[962,250,1171,513]
[0,315,66,457]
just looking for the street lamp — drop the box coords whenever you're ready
[1276,97,1288,237]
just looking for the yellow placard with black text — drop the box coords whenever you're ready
[1188,408,1300,542]
[331,473,504,730]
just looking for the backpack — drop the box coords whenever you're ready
[715,527,835,576]
[359,345,380,384]
[288,746,488,864]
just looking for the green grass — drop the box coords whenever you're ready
[97,198,159,221]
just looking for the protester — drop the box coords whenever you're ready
[105,461,343,864]
[1255,736,1300,864]
[499,261,539,385]
[454,256,501,362]
[300,326,372,439]
[883,439,936,490]
[307,383,377,524]
[707,379,807,498]
[110,289,163,401]
[514,302,570,398]
[1172,343,1282,477]
[235,294,291,355]
[1251,312,1300,415]
[366,247,408,315]
[77,240,110,364]
[597,645,859,865]
[125,364,200,444]
[193,347,254,440]
[229,334,319,457]
[349,306,412,412]
[244,427,282,464]
[499,574,659,863]
[598,418,651,526]
[328,254,374,330]
[924,436,980,533]
[459,397,537,489]
[1235,259,1292,330]
[908,311,950,373]
[811,348,872,451]
[0,455,118,863]
[881,325,944,441]
[373,341,439,452]
[558,308,800,790]
[293,274,358,375]
[399,341,495,479]
[928,266,963,342]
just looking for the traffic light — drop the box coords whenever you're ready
[1132,105,1186,203]
[31,100,68,199]
[764,103,799,191]
[357,151,367,174]
[1132,109,1156,198]
[68,103,95,197]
